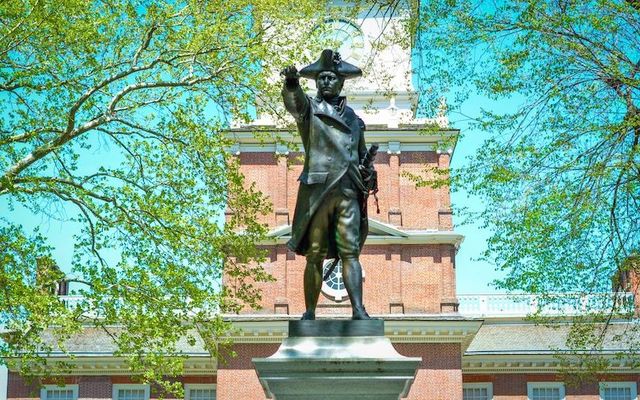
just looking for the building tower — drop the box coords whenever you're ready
[219,5,479,399]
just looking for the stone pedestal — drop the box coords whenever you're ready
[253,320,421,400]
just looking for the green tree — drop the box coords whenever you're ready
[0,0,375,391]
[414,0,639,374]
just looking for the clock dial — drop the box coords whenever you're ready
[321,259,366,302]
[318,19,365,63]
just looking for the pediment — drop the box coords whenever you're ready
[368,219,409,237]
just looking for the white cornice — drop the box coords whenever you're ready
[341,89,417,99]
[385,319,482,349]
[462,353,640,374]
[223,317,482,346]
[261,222,464,248]
[227,129,458,144]
[7,356,216,376]
[8,322,638,376]
[226,129,458,156]
[224,319,289,343]
[364,231,464,248]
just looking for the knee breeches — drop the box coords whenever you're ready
[305,189,361,263]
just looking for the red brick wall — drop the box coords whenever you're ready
[10,369,640,400]
[216,342,463,400]
[398,151,439,229]
[236,153,278,227]
[216,343,279,400]
[228,148,458,316]
[8,373,216,400]
[8,374,111,399]
[236,150,451,231]
[79,377,111,399]
[464,373,640,399]
[229,243,457,316]
[627,266,640,316]
[394,343,462,400]
[7,372,39,399]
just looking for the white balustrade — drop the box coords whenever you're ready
[56,293,636,318]
[59,295,85,309]
[458,292,635,317]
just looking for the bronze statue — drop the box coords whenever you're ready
[282,49,375,320]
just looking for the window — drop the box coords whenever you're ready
[322,259,347,301]
[112,384,150,400]
[527,382,565,400]
[185,384,216,400]
[321,259,366,301]
[600,382,638,400]
[463,383,493,400]
[40,385,78,400]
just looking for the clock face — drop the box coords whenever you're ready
[322,259,348,301]
[321,259,365,302]
[318,19,365,63]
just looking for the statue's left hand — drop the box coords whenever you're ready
[359,164,374,181]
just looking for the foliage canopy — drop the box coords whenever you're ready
[413,0,640,373]
[0,0,382,390]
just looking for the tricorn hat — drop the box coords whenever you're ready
[299,49,362,80]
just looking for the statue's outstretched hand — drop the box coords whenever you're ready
[281,65,300,82]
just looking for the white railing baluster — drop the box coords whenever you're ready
[457,293,635,317]
[55,293,635,318]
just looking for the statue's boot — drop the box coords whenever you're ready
[342,258,374,320]
[352,306,372,320]
[349,279,373,320]
[302,260,323,321]
[301,311,316,320]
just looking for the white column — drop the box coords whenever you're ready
[0,364,7,400]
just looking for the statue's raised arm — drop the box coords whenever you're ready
[281,65,309,123]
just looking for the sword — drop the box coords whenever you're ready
[323,257,341,281]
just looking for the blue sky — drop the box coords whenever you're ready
[449,96,503,294]
[445,87,527,294]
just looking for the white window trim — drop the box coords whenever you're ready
[463,382,493,399]
[112,384,150,400]
[527,382,566,400]
[40,384,79,400]
[1,365,7,400]
[599,382,638,400]
[184,384,217,400]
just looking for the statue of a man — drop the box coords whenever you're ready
[282,49,373,320]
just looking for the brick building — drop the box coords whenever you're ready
[2,5,640,400]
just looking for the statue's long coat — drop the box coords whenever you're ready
[283,82,369,258]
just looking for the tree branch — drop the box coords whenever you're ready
[0,128,63,146]
[107,76,215,114]
[2,114,108,188]
[132,23,158,67]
